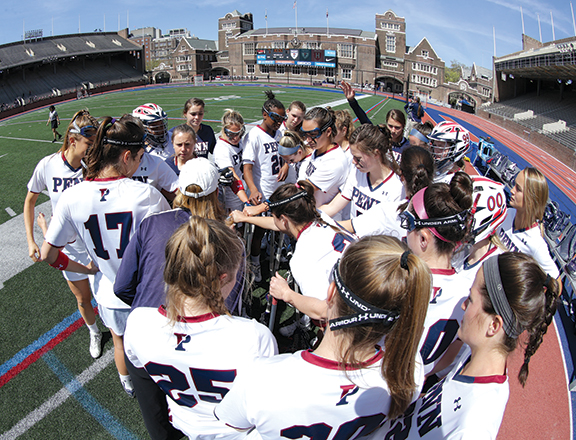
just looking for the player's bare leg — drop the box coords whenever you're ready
[67,279,97,326]
[68,280,101,358]
[111,330,134,397]
[41,213,102,357]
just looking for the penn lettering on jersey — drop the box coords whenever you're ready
[498,229,520,252]
[232,152,242,166]
[305,161,317,178]
[351,187,381,212]
[384,379,444,439]
[195,140,209,158]
[132,176,149,184]
[263,142,278,154]
[52,177,82,192]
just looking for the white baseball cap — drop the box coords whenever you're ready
[178,158,219,198]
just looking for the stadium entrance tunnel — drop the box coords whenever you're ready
[448,91,477,113]
[375,76,403,93]
[211,68,230,79]
[155,71,171,84]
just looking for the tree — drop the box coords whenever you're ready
[445,60,466,83]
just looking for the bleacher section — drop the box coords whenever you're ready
[0,32,145,113]
[484,91,576,151]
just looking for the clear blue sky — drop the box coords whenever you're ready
[2,0,575,69]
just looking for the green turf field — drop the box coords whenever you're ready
[0,83,406,439]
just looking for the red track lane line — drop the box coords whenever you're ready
[0,317,85,388]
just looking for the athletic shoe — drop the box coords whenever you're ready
[58,134,62,139]
[89,332,102,358]
[52,139,56,143]
[252,262,262,283]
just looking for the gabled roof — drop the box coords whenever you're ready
[406,37,443,61]
[461,65,472,79]
[181,37,218,51]
[472,63,492,80]
[0,33,140,70]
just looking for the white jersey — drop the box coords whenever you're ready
[299,145,349,219]
[124,307,278,439]
[45,177,170,309]
[27,152,83,211]
[146,142,175,160]
[243,126,283,199]
[214,137,244,178]
[131,152,179,194]
[458,244,503,291]
[379,345,509,440]
[341,169,404,219]
[419,269,470,376]
[214,137,245,211]
[291,220,355,300]
[215,348,423,440]
[497,209,559,278]
[351,199,407,239]
[27,152,91,280]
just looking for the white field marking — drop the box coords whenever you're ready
[0,154,7,159]
[0,200,52,291]
[0,135,54,143]
[42,190,49,196]
[5,207,16,217]
[0,348,114,440]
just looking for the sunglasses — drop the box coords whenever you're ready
[224,127,245,138]
[265,110,287,123]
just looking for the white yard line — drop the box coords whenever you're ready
[0,349,114,440]
[0,200,52,290]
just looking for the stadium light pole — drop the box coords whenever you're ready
[551,11,556,41]
[538,14,542,42]
[571,2,576,36]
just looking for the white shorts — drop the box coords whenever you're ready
[98,305,130,336]
[62,241,91,282]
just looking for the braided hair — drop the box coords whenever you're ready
[479,252,558,386]
[164,216,244,323]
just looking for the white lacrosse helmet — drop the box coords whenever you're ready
[470,176,508,243]
[132,103,168,148]
[428,121,471,178]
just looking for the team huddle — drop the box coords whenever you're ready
[25,87,559,440]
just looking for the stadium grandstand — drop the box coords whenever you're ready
[0,31,146,118]
[480,34,576,169]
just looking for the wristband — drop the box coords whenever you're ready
[49,250,70,270]
[231,179,245,194]
[244,201,252,207]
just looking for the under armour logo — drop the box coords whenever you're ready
[454,397,462,411]
[99,188,110,202]
[140,167,147,171]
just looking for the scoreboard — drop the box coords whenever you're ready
[256,49,337,67]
